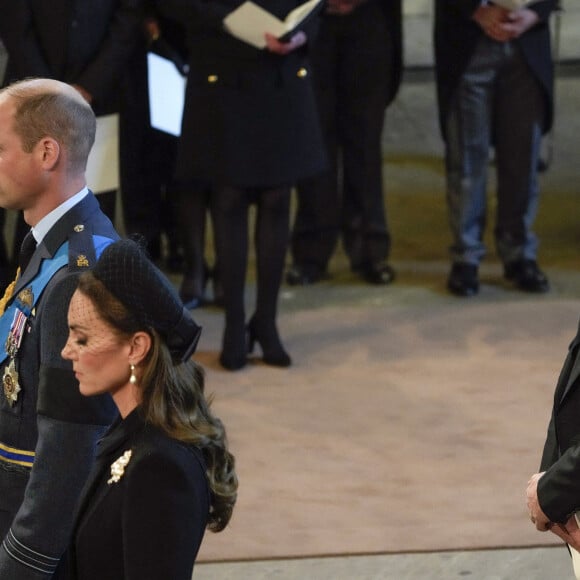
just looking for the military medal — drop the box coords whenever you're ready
[3,359,20,405]
[3,308,28,406]
[17,287,34,310]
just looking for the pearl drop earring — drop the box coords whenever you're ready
[129,364,137,385]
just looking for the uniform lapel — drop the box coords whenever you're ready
[13,242,51,295]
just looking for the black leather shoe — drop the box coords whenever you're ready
[504,259,549,293]
[361,262,396,285]
[285,264,325,286]
[447,263,479,296]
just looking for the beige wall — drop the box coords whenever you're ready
[403,0,432,16]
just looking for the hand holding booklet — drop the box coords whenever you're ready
[223,0,323,49]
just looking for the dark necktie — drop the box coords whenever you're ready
[19,231,37,273]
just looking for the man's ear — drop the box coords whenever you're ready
[129,331,152,366]
[37,137,60,170]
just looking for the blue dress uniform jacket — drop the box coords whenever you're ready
[538,320,580,523]
[0,193,119,579]
[70,409,210,580]
[159,0,327,188]
[434,0,556,140]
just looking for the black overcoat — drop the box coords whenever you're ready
[538,320,580,523]
[160,0,327,188]
[70,409,210,580]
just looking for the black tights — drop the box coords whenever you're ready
[211,185,290,348]
[176,182,211,296]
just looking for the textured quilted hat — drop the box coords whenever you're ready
[91,239,201,361]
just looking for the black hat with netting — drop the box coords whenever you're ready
[92,239,201,361]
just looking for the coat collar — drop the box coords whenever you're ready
[95,407,145,461]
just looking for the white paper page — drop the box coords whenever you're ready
[491,0,538,9]
[223,1,286,49]
[147,52,187,137]
[85,114,119,194]
[284,0,322,29]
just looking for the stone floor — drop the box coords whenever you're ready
[190,8,580,579]
[195,546,572,579]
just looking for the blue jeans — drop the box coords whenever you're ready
[444,36,544,265]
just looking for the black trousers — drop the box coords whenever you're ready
[290,0,395,272]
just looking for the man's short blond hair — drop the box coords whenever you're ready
[1,78,96,174]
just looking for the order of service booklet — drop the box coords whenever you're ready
[491,0,540,9]
[223,0,323,49]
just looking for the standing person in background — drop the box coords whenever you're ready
[61,239,237,579]
[160,0,327,370]
[0,0,143,284]
[120,3,188,273]
[434,0,556,297]
[286,0,403,287]
[0,78,119,578]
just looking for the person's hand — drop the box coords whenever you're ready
[326,0,367,16]
[526,472,551,531]
[500,8,540,38]
[472,4,512,42]
[551,515,580,551]
[71,84,93,105]
[144,17,161,43]
[264,31,307,55]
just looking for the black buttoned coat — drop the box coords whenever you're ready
[538,321,580,523]
[70,409,210,580]
[160,0,327,188]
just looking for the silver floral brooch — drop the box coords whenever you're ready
[107,449,132,485]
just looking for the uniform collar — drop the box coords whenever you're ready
[32,187,89,244]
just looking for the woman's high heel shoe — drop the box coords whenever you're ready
[219,324,248,371]
[247,316,291,368]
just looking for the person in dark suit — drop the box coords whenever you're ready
[526,321,580,576]
[434,0,556,297]
[160,0,327,370]
[61,239,237,579]
[0,0,143,283]
[286,0,403,287]
[119,3,188,273]
[121,3,221,307]
[0,79,119,578]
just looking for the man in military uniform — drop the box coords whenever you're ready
[0,78,119,578]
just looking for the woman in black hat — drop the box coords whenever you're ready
[60,239,237,579]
